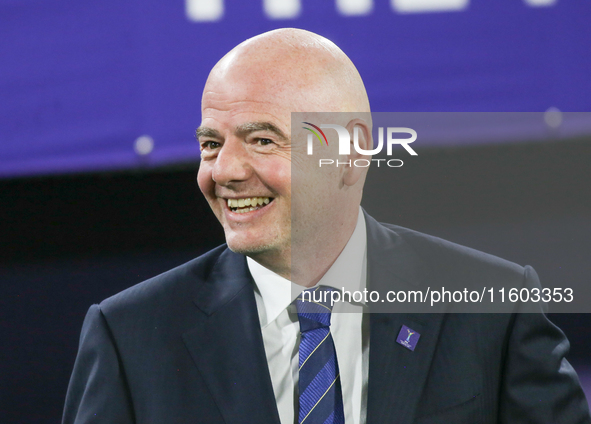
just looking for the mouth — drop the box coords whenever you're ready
[226,197,273,214]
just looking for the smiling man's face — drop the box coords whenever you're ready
[197,66,293,265]
[196,29,371,282]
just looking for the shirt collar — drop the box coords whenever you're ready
[248,207,367,327]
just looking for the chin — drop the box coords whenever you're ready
[225,235,285,259]
[226,238,271,256]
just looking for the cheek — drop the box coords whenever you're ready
[197,165,214,197]
[263,161,291,192]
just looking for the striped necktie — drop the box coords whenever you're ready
[296,287,345,424]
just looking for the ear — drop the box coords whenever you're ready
[343,118,372,187]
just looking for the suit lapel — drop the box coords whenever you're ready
[181,213,446,424]
[364,212,447,424]
[367,313,445,424]
[182,249,281,424]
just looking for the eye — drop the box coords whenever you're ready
[200,140,221,150]
[257,138,274,146]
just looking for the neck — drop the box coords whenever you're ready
[248,207,361,286]
[291,207,360,287]
[249,248,292,282]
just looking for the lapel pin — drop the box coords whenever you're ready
[397,325,420,351]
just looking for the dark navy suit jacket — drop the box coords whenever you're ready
[63,212,591,423]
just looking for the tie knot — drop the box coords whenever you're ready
[296,287,336,333]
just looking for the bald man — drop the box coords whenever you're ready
[63,29,590,424]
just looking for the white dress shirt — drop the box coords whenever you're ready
[248,208,368,424]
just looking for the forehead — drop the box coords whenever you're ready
[201,86,293,131]
[200,55,322,131]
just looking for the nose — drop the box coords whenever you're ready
[211,138,252,186]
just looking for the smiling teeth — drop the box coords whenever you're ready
[227,197,271,211]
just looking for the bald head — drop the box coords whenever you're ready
[203,28,370,113]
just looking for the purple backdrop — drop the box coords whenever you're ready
[1,0,591,178]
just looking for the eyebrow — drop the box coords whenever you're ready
[195,121,288,141]
[195,127,222,140]
[235,122,288,141]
